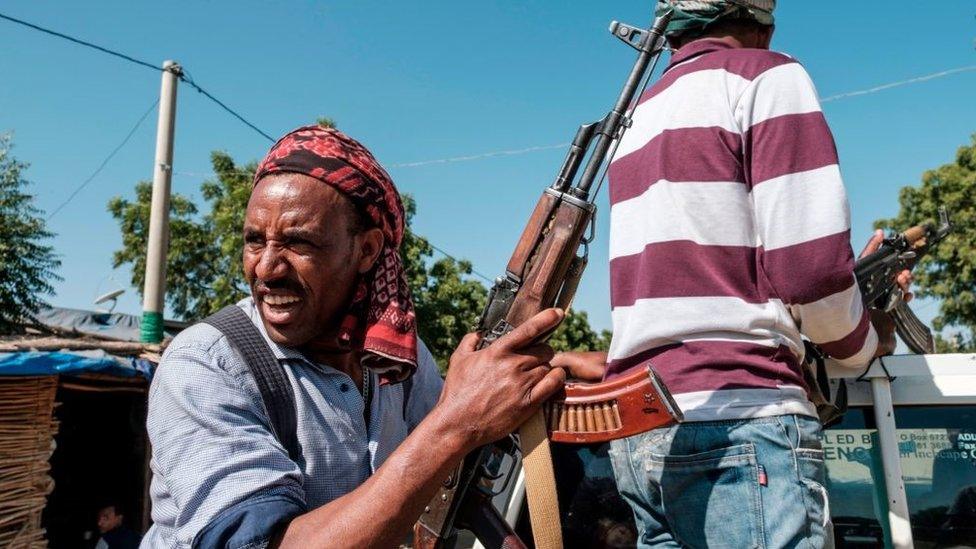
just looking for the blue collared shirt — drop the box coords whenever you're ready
[141,298,443,548]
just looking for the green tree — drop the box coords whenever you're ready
[549,309,612,353]
[108,152,257,319]
[399,195,487,368]
[876,135,976,351]
[110,148,612,367]
[399,199,613,367]
[0,134,61,332]
[198,153,257,311]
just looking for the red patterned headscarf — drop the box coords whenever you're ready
[254,125,417,384]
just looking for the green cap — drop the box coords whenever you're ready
[656,0,775,36]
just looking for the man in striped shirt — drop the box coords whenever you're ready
[555,1,911,546]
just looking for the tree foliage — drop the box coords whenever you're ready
[198,154,258,310]
[0,135,62,333]
[399,196,487,368]
[549,309,612,353]
[398,194,610,368]
[110,145,611,368]
[106,152,251,319]
[876,135,976,351]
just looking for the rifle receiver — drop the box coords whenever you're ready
[414,10,677,548]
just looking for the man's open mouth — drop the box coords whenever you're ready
[265,295,301,306]
[261,293,304,324]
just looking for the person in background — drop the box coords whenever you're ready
[95,503,140,549]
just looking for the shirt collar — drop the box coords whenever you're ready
[240,297,366,382]
[665,38,738,72]
[240,297,313,363]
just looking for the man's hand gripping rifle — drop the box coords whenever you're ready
[413,10,676,549]
[856,207,952,354]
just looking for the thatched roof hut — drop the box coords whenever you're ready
[0,307,172,546]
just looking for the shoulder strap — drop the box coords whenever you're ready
[401,376,414,420]
[202,305,302,462]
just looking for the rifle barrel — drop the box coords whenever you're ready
[573,11,671,199]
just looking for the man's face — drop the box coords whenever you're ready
[243,173,372,349]
[97,507,122,534]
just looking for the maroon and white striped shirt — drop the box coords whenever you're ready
[606,39,877,421]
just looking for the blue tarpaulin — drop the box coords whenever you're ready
[0,350,154,378]
[33,306,181,342]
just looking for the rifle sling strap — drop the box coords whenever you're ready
[804,340,848,428]
[519,410,564,549]
[203,305,302,462]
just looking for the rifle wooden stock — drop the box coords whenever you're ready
[508,197,592,326]
[902,224,928,247]
[413,11,676,547]
[413,195,592,549]
[507,193,560,279]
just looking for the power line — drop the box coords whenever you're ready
[180,69,275,143]
[0,12,160,73]
[173,141,573,178]
[170,65,976,175]
[388,142,569,168]
[177,63,976,176]
[433,244,493,282]
[0,10,273,143]
[381,63,976,170]
[47,98,159,220]
[392,64,976,169]
[822,65,976,103]
[408,230,492,283]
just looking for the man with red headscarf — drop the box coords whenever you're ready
[142,126,567,548]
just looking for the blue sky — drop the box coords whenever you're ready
[2,1,974,334]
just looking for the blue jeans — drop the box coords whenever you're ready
[609,415,832,548]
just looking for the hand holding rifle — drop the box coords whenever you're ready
[859,229,914,357]
[413,11,678,547]
[854,206,952,355]
[559,209,951,379]
[550,350,607,381]
[437,308,566,450]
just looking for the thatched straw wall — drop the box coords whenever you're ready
[0,376,59,548]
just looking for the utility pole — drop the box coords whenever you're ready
[141,60,180,343]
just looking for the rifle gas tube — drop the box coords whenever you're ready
[413,10,679,549]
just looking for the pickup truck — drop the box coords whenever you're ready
[465,353,976,549]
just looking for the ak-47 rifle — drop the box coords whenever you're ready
[413,9,678,549]
[806,207,953,426]
[856,206,952,354]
